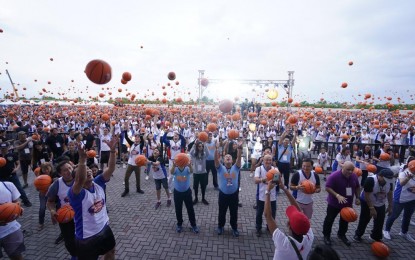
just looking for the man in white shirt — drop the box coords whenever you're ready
[264,177,313,260]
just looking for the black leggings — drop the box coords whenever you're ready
[193,173,208,199]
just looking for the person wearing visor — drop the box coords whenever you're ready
[264,176,314,259]
[353,169,394,242]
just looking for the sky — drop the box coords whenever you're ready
[0,0,414,105]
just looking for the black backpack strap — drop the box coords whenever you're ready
[288,236,303,260]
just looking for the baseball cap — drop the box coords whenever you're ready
[378,169,394,179]
[286,205,310,236]
[18,131,26,135]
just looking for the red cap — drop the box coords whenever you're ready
[286,205,310,235]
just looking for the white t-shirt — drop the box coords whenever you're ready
[0,182,21,239]
[254,165,277,201]
[273,228,314,260]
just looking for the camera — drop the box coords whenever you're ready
[272,173,280,183]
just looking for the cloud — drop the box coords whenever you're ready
[0,0,414,105]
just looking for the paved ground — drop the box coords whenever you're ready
[4,166,415,259]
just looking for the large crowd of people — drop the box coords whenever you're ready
[1,101,415,259]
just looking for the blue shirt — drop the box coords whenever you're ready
[217,164,240,194]
[206,141,216,161]
[277,144,293,163]
[173,167,191,192]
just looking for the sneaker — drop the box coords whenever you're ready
[193,198,198,205]
[399,232,415,242]
[323,236,332,246]
[338,235,351,246]
[176,225,183,233]
[253,204,257,210]
[121,190,129,197]
[55,233,64,244]
[256,229,262,237]
[145,175,149,181]
[23,200,32,207]
[367,235,377,242]
[37,224,44,231]
[202,199,209,205]
[191,226,200,234]
[352,235,362,243]
[137,189,145,194]
[383,230,391,240]
[232,229,240,237]
[217,227,224,235]
[154,202,161,210]
[239,187,242,192]
[249,173,253,177]
[167,199,172,207]
[123,164,126,169]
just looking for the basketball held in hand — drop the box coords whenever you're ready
[301,180,316,194]
[34,175,52,193]
[135,155,147,167]
[0,202,22,223]
[56,205,75,223]
[175,153,190,168]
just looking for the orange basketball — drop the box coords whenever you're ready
[33,175,52,193]
[287,98,293,103]
[0,202,22,223]
[287,115,298,125]
[86,150,97,158]
[134,155,147,167]
[0,157,6,167]
[266,168,278,181]
[32,134,40,141]
[353,167,362,177]
[56,205,75,223]
[168,71,176,80]
[219,99,234,113]
[301,180,316,194]
[379,153,390,161]
[122,72,132,82]
[371,242,390,258]
[33,167,41,176]
[175,153,190,168]
[84,59,112,85]
[198,132,208,142]
[340,207,358,222]
[228,129,239,140]
[401,129,408,134]
[101,113,110,121]
[367,164,377,173]
[314,166,323,174]
[207,123,217,132]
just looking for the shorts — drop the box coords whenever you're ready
[155,178,168,190]
[76,225,115,260]
[121,144,128,154]
[100,151,110,164]
[0,229,25,258]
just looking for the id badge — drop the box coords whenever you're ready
[56,142,61,148]
[24,148,30,154]
[282,155,288,161]
[346,187,352,196]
